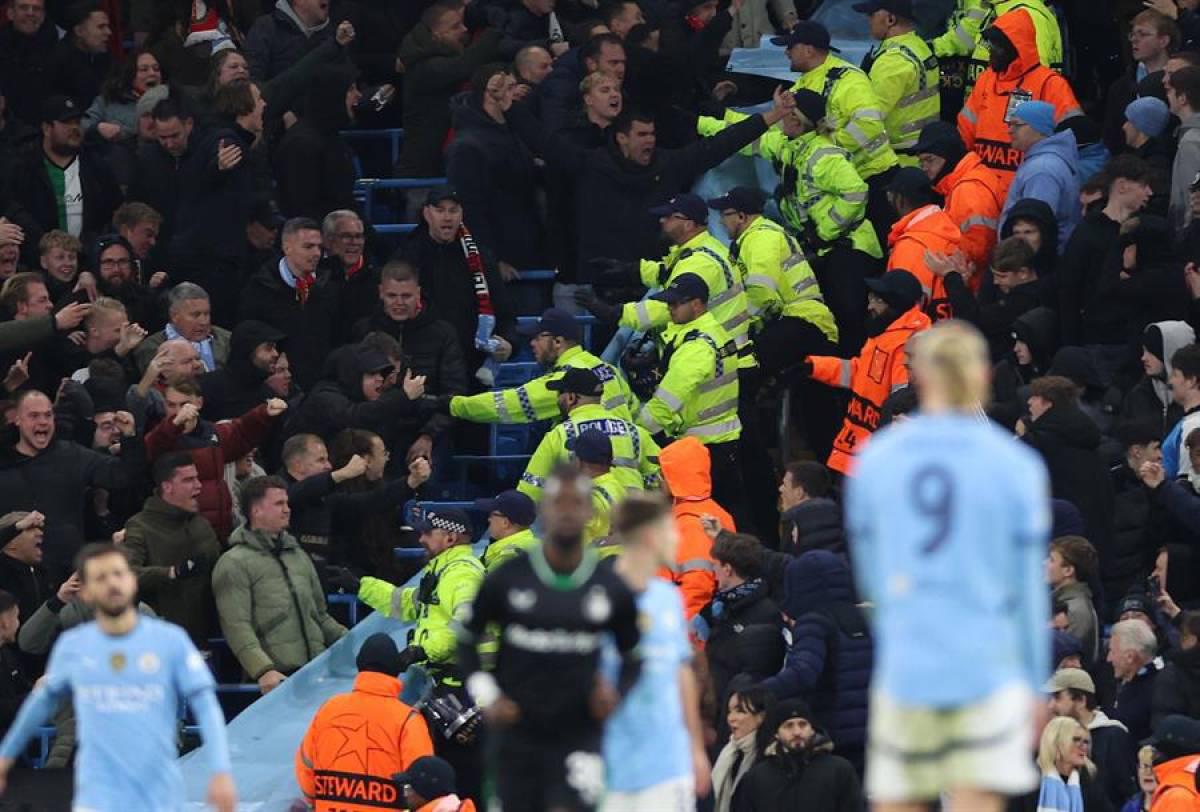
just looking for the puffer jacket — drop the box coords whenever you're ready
[144,404,275,539]
[1001,128,1081,249]
[731,731,863,812]
[781,498,846,559]
[660,437,735,619]
[700,578,784,719]
[762,551,873,753]
[1152,646,1200,727]
[212,525,347,679]
[123,495,223,645]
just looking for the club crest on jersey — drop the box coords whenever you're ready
[583,587,611,624]
[110,652,126,672]
[139,652,161,675]
[508,588,537,612]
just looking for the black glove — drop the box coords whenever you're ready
[586,257,639,288]
[174,559,203,579]
[574,289,622,323]
[396,645,427,672]
[326,566,362,595]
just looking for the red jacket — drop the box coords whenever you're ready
[144,403,274,539]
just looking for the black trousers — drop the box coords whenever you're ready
[865,166,900,252]
[490,727,603,812]
[736,367,778,547]
[811,246,877,357]
[706,438,746,531]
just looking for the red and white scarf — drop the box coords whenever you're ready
[460,224,493,317]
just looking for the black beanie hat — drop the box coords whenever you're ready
[356,633,403,676]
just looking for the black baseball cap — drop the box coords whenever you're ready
[903,121,965,157]
[852,0,915,18]
[394,756,457,800]
[865,270,923,311]
[474,490,537,527]
[707,186,768,214]
[770,20,839,52]
[425,184,461,207]
[355,347,394,376]
[570,429,613,464]
[516,307,582,341]
[41,95,82,123]
[648,193,708,224]
[1145,715,1200,759]
[546,366,605,397]
[249,199,286,228]
[414,508,472,536]
[651,272,710,305]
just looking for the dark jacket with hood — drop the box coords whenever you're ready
[200,320,289,421]
[699,577,784,726]
[1048,346,1124,441]
[780,499,846,559]
[1152,645,1200,727]
[761,551,872,753]
[990,305,1058,428]
[1057,206,1126,346]
[274,65,359,220]
[510,100,772,273]
[0,435,146,581]
[1122,320,1195,436]
[240,257,342,391]
[394,25,503,177]
[48,37,111,110]
[1023,403,1117,582]
[732,716,863,812]
[351,306,467,442]
[244,0,348,81]
[445,94,545,269]
[0,19,57,127]
[169,120,258,266]
[1105,215,1190,343]
[1000,197,1059,278]
[945,272,1047,362]
[0,552,52,635]
[397,225,517,371]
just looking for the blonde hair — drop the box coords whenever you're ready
[38,230,81,257]
[1037,717,1095,776]
[910,320,990,410]
[86,297,127,327]
[579,70,620,96]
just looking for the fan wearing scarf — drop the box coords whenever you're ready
[1026,718,1108,812]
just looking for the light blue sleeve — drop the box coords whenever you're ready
[843,462,878,605]
[173,629,231,775]
[0,636,72,760]
[1014,451,1052,691]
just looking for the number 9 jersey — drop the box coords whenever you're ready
[844,412,1052,708]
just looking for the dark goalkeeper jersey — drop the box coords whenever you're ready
[460,544,640,737]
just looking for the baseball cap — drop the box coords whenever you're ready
[648,193,708,224]
[516,307,582,341]
[707,186,768,214]
[355,347,394,376]
[474,490,536,527]
[546,366,605,397]
[1146,715,1200,758]
[885,166,933,197]
[865,269,923,311]
[41,95,82,123]
[852,0,914,18]
[903,121,965,157]
[650,272,710,305]
[425,184,461,207]
[569,428,613,465]
[414,508,472,536]
[394,756,457,800]
[770,20,839,51]
[1042,667,1096,695]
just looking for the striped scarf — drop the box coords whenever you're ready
[460,224,493,317]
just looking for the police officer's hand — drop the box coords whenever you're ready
[326,567,361,595]
[574,289,621,323]
[585,257,637,287]
[395,645,427,672]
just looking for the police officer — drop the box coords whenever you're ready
[447,308,633,424]
[636,273,744,519]
[774,20,899,243]
[855,0,941,163]
[518,366,660,501]
[475,490,539,573]
[707,186,839,373]
[569,429,628,550]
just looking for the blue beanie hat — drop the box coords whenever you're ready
[1011,101,1057,137]
[1125,96,1170,139]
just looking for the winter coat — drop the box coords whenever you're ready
[284,469,415,569]
[48,38,111,110]
[1110,661,1162,745]
[1088,710,1139,811]
[762,551,873,752]
[1152,646,1200,728]
[1170,113,1200,232]
[1022,403,1117,570]
[509,102,771,273]
[396,227,517,371]
[445,95,545,269]
[199,320,288,421]
[1056,208,1125,346]
[886,204,964,321]
[212,525,347,679]
[991,305,1059,422]
[780,499,845,558]
[123,496,223,644]
[934,150,1005,274]
[133,325,233,376]
[713,733,761,812]
[0,553,52,635]
[946,274,1046,362]
[0,645,31,736]
[0,22,58,126]
[1052,581,1099,666]
[731,737,863,812]
[240,258,342,391]
[700,579,784,718]
[1121,320,1195,435]
[1108,464,1160,609]
[1002,129,1081,249]
[2,145,123,268]
[1001,197,1060,276]
[350,306,467,442]
[394,26,503,177]
[82,90,141,143]
[0,438,145,580]
[169,122,258,267]
[274,66,358,220]
[1108,215,1190,342]
[144,404,275,539]
[244,0,343,81]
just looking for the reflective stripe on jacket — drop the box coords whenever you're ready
[934,151,1004,275]
[866,32,942,161]
[887,204,964,322]
[735,217,839,343]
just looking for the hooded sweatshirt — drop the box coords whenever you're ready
[1001,197,1060,276]
[200,320,289,421]
[1002,128,1081,248]
[1170,113,1200,231]
[659,437,734,618]
[1124,321,1195,435]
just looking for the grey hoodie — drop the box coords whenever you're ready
[1149,320,1196,412]
[1170,113,1200,231]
